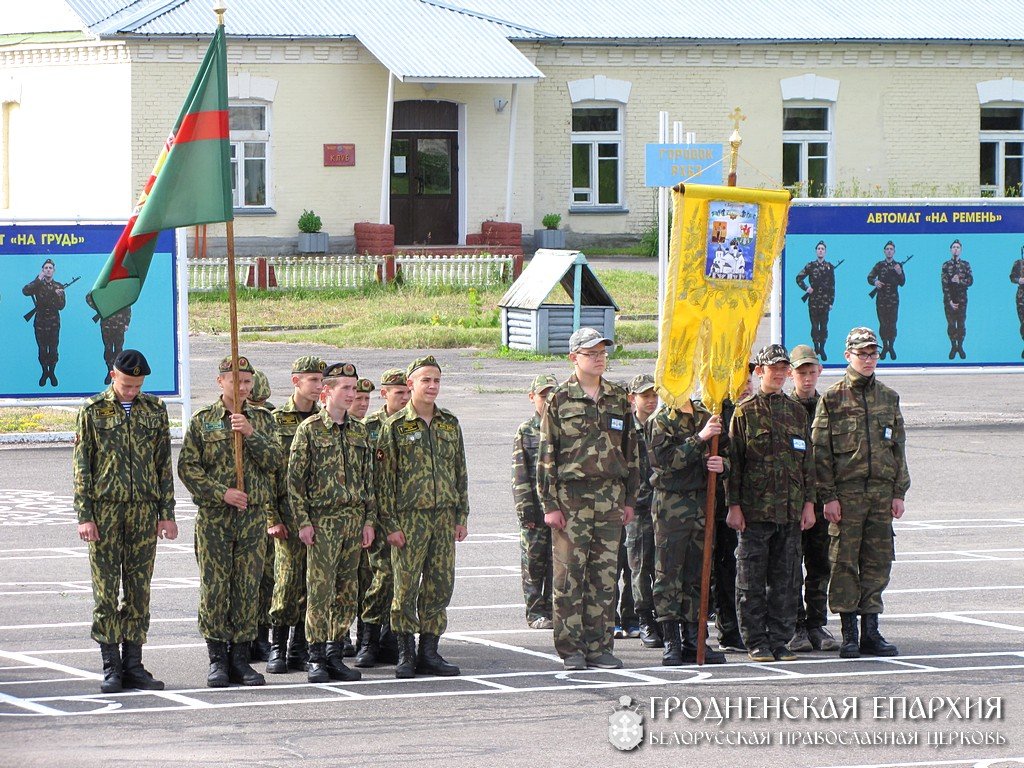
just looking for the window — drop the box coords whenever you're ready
[980,106,1023,197]
[782,106,831,198]
[229,103,270,208]
[571,106,623,207]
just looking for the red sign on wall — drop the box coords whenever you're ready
[324,144,355,167]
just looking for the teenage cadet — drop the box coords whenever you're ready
[512,373,559,630]
[813,327,910,658]
[626,374,660,648]
[178,355,282,687]
[74,350,176,692]
[267,356,325,673]
[355,368,411,667]
[537,328,638,671]
[727,345,816,663]
[786,345,840,653]
[349,376,377,655]
[351,378,375,420]
[377,356,469,678]
[289,362,376,683]
[247,369,276,661]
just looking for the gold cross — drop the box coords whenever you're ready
[729,107,746,133]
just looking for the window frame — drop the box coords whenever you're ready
[569,102,626,211]
[782,103,833,198]
[979,104,1024,198]
[229,101,272,211]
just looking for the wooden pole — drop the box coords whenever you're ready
[225,219,244,491]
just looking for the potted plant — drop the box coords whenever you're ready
[534,213,565,250]
[297,209,329,253]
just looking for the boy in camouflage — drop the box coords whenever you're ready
[376,356,469,678]
[625,374,659,648]
[289,362,376,683]
[74,349,176,693]
[247,369,276,661]
[267,355,325,673]
[349,376,376,656]
[178,355,283,687]
[812,327,910,658]
[727,344,816,663]
[512,373,559,630]
[537,328,638,671]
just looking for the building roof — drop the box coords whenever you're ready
[499,251,619,311]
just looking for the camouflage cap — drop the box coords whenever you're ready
[356,378,375,393]
[407,355,441,378]
[291,355,326,374]
[380,368,407,386]
[845,326,879,351]
[218,355,255,374]
[628,373,656,394]
[789,344,820,368]
[569,327,612,353]
[112,349,151,377]
[530,373,559,394]
[250,369,271,403]
[324,362,358,379]
[755,344,790,367]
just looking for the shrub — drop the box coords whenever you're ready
[298,209,323,233]
[541,213,562,230]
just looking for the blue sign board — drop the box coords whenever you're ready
[645,143,724,187]
[0,223,180,398]
[782,202,1024,368]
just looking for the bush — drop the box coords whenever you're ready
[541,213,562,230]
[298,209,323,233]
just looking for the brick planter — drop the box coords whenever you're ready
[354,222,395,255]
[482,220,522,247]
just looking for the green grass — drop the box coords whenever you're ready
[0,407,79,433]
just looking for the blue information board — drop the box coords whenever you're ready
[782,202,1024,368]
[645,143,724,187]
[0,222,180,398]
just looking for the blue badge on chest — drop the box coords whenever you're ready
[883,427,893,440]
[792,437,807,451]
[610,417,624,431]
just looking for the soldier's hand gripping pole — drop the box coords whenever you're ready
[697,433,719,666]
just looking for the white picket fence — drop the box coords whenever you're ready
[270,255,383,289]
[394,254,514,287]
[188,258,255,291]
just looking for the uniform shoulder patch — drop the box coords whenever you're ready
[375,448,385,462]
[276,412,300,426]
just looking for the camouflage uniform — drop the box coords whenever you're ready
[288,410,376,643]
[812,367,910,616]
[796,259,835,356]
[377,402,469,635]
[710,398,741,647]
[513,413,553,624]
[866,257,906,354]
[100,308,132,375]
[360,404,397,625]
[625,415,655,617]
[940,255,973,354]
[537,375,639,660]
[22,274,65,383]
[178,398,282,642]
[73,389,174,644]
[1011,258,1024,347]
[728,390,814,652]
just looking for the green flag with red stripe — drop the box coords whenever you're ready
[89,24,232,320]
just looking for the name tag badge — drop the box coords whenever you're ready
[792,437,807,451]
[884,427,893,440]
[610,417,624,431]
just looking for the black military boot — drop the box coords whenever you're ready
[957,339,966,360]
[686,622,726,665]
[416,634,460,676]
[38,366,48,388]
[889,342,897,360]
[99,642,123,693]
[120,642,164,690]
[395,633,417,679]
[860,614,898,656]
[661,621,684,666]
[228,641,266,686]
[638,611,663,649]
[266,626,290,674]
[839,613,860,659]
[325,641,362,682]
[250,625,272,662]
[377,622,400,665]
[354,623,381,668]
[307,642,331,683]
[948,341,957,360]
[342,630,356,658]
[206,640,230,688]
[287,622,309,671]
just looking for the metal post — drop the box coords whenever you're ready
[657,111,669,344]
[572,259,582,331]
[379,71,395,225]
[771,255,783,343]
[505,83,519,222]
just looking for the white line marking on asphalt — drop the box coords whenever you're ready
[935,613,1024,633]
[0,690,72,716]
[445,632,561,663]
[0,650,101,680]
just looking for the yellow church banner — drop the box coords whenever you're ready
[655,183,792,414]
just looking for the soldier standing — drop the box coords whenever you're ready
[536,328,638,671]
[625,374,660,649]
[941,239,973,359]
[349,376,377,655]
[73,349,177,693]
[795,241,836,360]
[23,258,66,387]
[1011,247,1024,358]
[289,362,375,683]
[867,241,906,360]
[727,344,815,663]
[267,356,324,674]
[647,391,727,665]
[512,373,559,630]
[247,368,276,662]
[786,345,840,653]
[813,327,910,658]
[178,355,282,687]
[377,356,469,679]
[354,368,410,668]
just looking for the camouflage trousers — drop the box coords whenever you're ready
[713,515,740,641]
[615,528,636,626]
[551,481,624,659]
[828,486,896,615]
[875,299,900,343]
[390,509,456,635]
[360,540,394,624]
[87,501,159,644]
[793,507,831,628]
[257,534,276,625]
[625,508,655,615]
[652,490,707,623]
[944,302,968,343]
[305,514,363,643]
[269,534,307,627]
[34,323,59,367]
[736,521,800,650]
[520,524,553,622]
[808,304,831,347]
[1017,288,1024,339]
[196,505,267,642]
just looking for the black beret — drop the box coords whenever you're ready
[113,349,151,376]
[324,362,358,379]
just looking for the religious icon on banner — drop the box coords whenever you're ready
[705,201,757,281]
